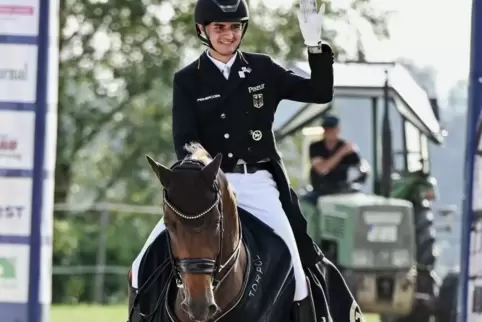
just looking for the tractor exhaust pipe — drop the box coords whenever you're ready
[381,70,393,198]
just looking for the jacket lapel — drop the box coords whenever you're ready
[196,51,251,107]
[197,52,227,93]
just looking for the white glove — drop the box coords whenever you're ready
[297,3,324,47]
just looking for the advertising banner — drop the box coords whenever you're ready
[465,118,482,322]
[0,111,35,169]
[0,0,39,36]
[0,44,38,103]
[460,0,482,320]
[0,178,32,237]
[467,120,482,320]
[0,244,30,303]
[0,0,58,321]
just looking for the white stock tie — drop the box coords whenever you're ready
[222,66,230,79]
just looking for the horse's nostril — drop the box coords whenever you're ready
[208,303,219,316]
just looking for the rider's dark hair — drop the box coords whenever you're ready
[194,0,249,48]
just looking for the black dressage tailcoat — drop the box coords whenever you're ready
[171,47,334,267]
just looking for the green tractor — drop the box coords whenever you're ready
[274,62,458,322]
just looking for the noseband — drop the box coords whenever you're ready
[163,159,242,291]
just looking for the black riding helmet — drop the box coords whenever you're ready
[194,0,249,51]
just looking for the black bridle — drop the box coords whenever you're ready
[164,159,242,292]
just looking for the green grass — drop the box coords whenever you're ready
[50,304,380,322]
[51,304,128,322]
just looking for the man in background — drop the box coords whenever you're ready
[304,115,369,204]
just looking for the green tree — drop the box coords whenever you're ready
[53,0,390,302]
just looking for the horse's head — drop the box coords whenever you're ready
[146,144,240,321]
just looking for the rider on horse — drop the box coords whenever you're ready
[130,0,364,321]
[173,0,330,316]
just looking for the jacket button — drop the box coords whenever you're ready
[251,130,262,141]
[248,147,252,151]
[220,113,226,119]
[228,153,233,158]
[224,133,230,139]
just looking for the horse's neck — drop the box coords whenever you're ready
[174,242,248,321]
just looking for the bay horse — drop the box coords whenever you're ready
[128,143,298,322]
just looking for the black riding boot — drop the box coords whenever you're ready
[292,277,316,322]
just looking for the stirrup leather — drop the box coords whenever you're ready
[292,278,316,322]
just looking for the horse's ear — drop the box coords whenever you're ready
[201,153,223,184]
[146,155,172,187]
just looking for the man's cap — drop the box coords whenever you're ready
[322,115,339,128]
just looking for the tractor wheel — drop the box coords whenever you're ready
[414,206,437,267]
[434,273,459,322]
[389,206,438,322]
[412,205,438,322]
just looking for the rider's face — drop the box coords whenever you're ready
[200,22,243,55]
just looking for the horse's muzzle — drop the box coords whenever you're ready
[181,298,219,322]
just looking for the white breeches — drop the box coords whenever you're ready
[131,170,308,301]
[131,219,166,289]
[226,170,308,301]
